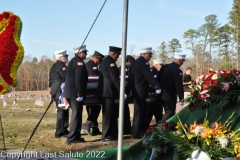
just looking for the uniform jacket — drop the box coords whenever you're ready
[150,66,159,76]
[98,55,120,98]
[64,55,88,100]
[86,59,99,76]
[49,60,67,99]
[129,56,160,99]
[159,62,184,102]
[119,65,130,95]
[119,65,130,75]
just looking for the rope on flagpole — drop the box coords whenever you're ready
[18,99,54,159]
[77,0,107,52]
[18,1,108,159]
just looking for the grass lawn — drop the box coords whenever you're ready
[0,90,142,154]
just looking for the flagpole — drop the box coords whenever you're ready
[118,0,129,159]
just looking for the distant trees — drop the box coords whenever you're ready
[13,0,240,91]
[15,55,54,91]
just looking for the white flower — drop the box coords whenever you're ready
[211,74,218,80]
[217,135,229,148]
[200,90,209,94]
[191,126,205,136]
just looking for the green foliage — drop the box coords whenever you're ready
[143,112,240,159]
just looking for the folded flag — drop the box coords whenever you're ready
[35,99,44,106]
[58,82,69,109]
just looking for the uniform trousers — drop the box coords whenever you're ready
[101,98,118,139]
[54,99,69,135]
[66,99,83,142]
[131,96,147,137]
[84,105,101,129]
[123,103,131,134]
[145,101,163,129]
[161,100,176,122]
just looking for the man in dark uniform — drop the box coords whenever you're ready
[98,46,127,141]
[118,55,135,134]
[49,50,69,138]
[183,67,192,98]
[82,51,105,136]
[145,59,164,128]
[129,47,161,139]
[159,53,186,122]
[64,45,88,144]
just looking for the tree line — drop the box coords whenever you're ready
[13,0,240,91]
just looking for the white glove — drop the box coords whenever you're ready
[124,94,127,100]
[179,101,184,106]
[155,89,161,94]
[76,97,83,102]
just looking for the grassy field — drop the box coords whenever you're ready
[0,90,142,153]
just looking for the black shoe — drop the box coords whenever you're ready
[55,132,68,138]
[101,135,117,142]
[66,138,85,145]
[131,132,145,139]
[91,128,102,136]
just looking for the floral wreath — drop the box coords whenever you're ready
[0,11,24,94]
[185,69,240,111]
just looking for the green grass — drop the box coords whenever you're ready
[0,91,140,153]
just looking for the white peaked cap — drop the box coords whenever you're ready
[73,45,88,53]
[153,59,164,65]
[140,47,153,54]
[54,50,68,59]
[174,53,186,60]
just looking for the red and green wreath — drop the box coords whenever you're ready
[0,11,24,94]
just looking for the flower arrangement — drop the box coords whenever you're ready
[0,11,24,94]
[143,112,240,160]
[185,69,240,111]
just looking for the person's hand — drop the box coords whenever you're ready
[124,94,127,100]
[155,89,161,94]
[188,81,192,85]
[76,97,83,102]
[179,101,184,106]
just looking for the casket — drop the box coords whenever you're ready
[84,76,160,105]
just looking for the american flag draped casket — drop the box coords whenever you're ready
[84,75,160,105]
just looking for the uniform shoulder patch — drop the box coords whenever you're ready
[62,67,67,71]
[110,63,115,67]
[93,67,97,70]
[77,62,83,66]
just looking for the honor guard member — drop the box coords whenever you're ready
[98,46,127,141]
[49,50,69,138]
[129,47,161,139]
[82,51,105,136]
[159,53,185,122]
[118,55,135,134]
[183,67,192,98]
[145,59,164,129]
[64,45,88,144]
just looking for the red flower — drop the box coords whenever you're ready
[146,124,157,133]
[212,80,218,87]
[190,105,197,112]
[162,121,168,126]
[0,85,3,92]
[2,12,10,19]
[166,124,175,131]
[222,72,228,78]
